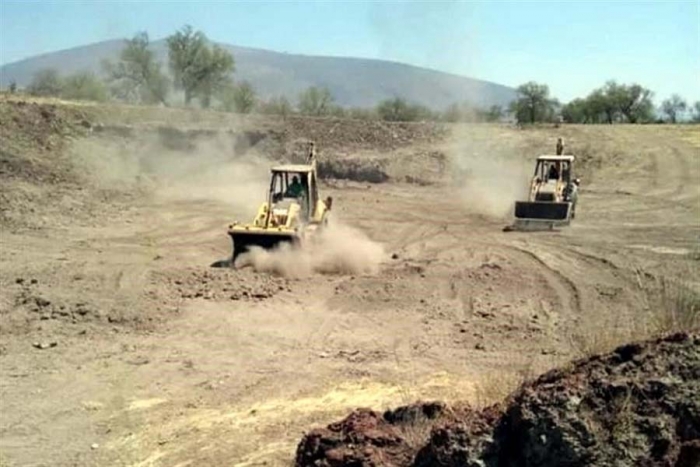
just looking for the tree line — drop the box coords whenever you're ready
[12,25,700,124]
[511,81,700,124]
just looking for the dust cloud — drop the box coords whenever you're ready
[447,129,531,219]
[68,131,270,219]
[236,221,386,279]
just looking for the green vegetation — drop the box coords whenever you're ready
[509,82,558,124]
[297,86,334,116]
[61,71,108,102]
[661,94,687,123]
[374,97,435,122]
[377,97,418,122]
[166,25,234,107]
[27,69,63,97]
[26,68,107,102]
[561,81,654,124]
[102,32,169,104]
[220,81,256,114]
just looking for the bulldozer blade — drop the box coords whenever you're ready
[229,231,298,265]
[505,219,561,232]
[503,201,572,232]
[514,201,571,221]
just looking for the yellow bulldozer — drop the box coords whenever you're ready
[226,142,333,265]
[508,154,580,231]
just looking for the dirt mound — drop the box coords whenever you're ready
[295,332,700,466]
[283,117,449,153]
[317,158,390,183]
[0,99,89,182]
[0,99,138,230]
[295,402,453,466]
[479,331,700,467]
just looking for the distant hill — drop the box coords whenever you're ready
[0,39,515,110]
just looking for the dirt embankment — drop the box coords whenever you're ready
[295,332,700,467]
[88,115,450,184]
[0,100,95,228]
[0,98,451,231]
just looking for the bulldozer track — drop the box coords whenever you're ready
[503,244,583,318]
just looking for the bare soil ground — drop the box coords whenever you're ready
[0,95,698,466]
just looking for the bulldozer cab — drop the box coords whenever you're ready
[535,156,574,184]
[269,165,317,222]
[510,155,578,229]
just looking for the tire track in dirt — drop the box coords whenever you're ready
[549,243,649,307]
[667,144,694,198]
[646,139,694,200]
[501,243,583,319]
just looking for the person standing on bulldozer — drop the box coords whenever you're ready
[556,137,564,155]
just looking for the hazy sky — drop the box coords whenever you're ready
[1,1,698,103]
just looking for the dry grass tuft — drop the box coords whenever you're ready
[569,271,699,359]
[395,413,437,450]
[472,365,535,409]
[654,275,700,332]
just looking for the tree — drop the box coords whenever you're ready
[599,81,623,123]
[220,81,256,113]
[692,101,700,123]
[412,104,436,122]
[167,25,206,104]
[259,96,292,118]
[27,68,63,97]
[661,94,687,123]
[376,97,418,121]
[594,85,621,124]
[591,81,654,124]
[615,83,653,123]
[561,98,588,123]
[195,45,236,108]
[375,97,439,122]
[166,25,235,107]
[103,32,169,104]
[576,90,603,124]
[480,105,503,122]
[8,81,17,93]
[561,81,654,125]
[297,86,334,116]
[509,82,555,124]
[61,71,108,102]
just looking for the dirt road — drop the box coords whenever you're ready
[0,101,698,466]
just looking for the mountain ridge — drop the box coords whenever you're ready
[0,38,516,110]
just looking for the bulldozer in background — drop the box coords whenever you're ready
[226,141,333,265]
[506,154,580,231]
